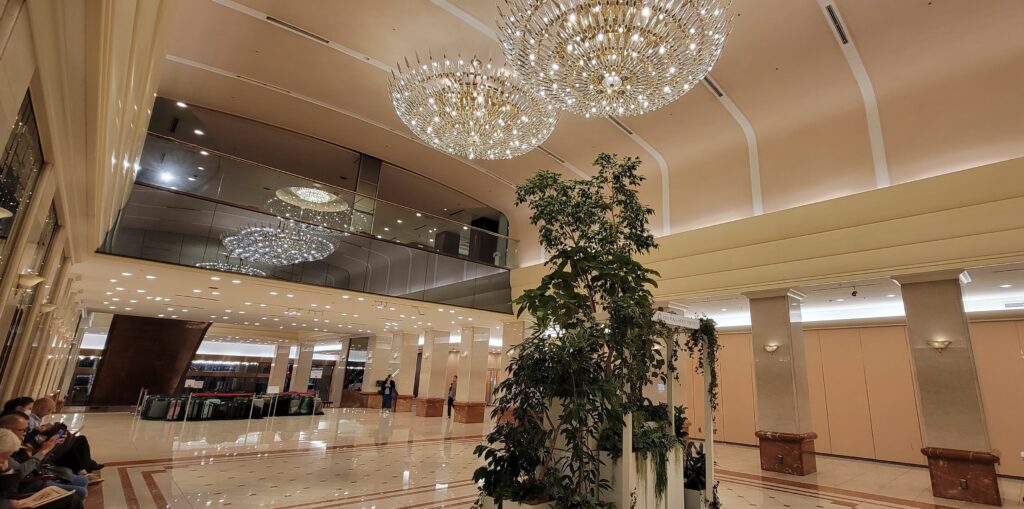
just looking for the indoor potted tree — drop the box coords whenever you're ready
[474,154,675,508]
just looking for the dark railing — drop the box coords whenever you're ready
[99,184,512,314]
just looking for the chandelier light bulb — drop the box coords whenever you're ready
[499,0,731,117]
[389,54,557,160]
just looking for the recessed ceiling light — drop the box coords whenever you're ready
[187,177,196,182]
[111,298,120,301]
[886,294,896,298]
[286,294,294,298]
[200,150,209,156]
[171,315,178,319]
[194,129,205,135]
[192,289,201,293]
[341,295,350,299]
[129,299,138,303]
[105,292,112,295]
[176,101,187,108]
[1000,284,1012,288]
[231,280,241,284]
[158,314,166,317]
[210,276,220,281]
[109,279,117,283]
[357,297,365,301]
[211,291,220,295]
[270,291,278,295]
[136,289,145,293]
[159,171,174,182]
[145,275,157,280]
[396,219,403,223]
[124,308,133,312]
[115,287,125,291]
[721,308,728,312]
[416,213,422,217]
[836,298,845,302]
[121,272,132,276]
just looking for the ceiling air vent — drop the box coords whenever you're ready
[824,4,850,45]
[607,116,635,136]
[537,146,567,164]
[1004,302,1024,309]
[235,74,293,95]
[702,77,724,98]
[265,16,331,45]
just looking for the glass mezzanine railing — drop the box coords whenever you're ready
[99,183,513,314]
[136,134,518,268]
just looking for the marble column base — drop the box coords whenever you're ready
[921,447,1001,506]
[755,430,818,475]
[453,401,486,423]
[414,397,445,417]
[360,392,382,409]
[395,395,414,412]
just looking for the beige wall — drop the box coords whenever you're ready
[680,320,1023,477]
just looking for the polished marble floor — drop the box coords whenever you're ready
[46,409,1022,508]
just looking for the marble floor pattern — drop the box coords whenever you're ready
[45,408,1021,508]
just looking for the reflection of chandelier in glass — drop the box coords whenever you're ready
[499,0,730,117]
[222,221,338,265]
[389,55,557,160]
[275,186,350,212]
[195,261,267,277]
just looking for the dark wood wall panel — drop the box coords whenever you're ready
[89,315,210,406]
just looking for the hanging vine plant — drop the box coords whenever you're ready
[473,154,676,509]
[685,316,722,412]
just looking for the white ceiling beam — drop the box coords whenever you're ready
[816,0,890,188]
[702,76,764,216]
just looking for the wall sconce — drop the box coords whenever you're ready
[763,344,780,354]
[927,339,952,353]
[17,274,45,289]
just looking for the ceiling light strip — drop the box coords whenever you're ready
[816,0,890,188]
[702,76,764,215]
[429,0,498,39]
[606,116,672,237]
[211,0,394,72]
[165,54,513,188]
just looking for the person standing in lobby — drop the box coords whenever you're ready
[447,376,457,419]
[380,375,395,415]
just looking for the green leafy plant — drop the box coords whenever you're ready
[473,154,675,509]
[683,442,722,509]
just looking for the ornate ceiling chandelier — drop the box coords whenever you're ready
[389,55,557,160]
[499,0,730,117]
[222,221,338,266]
[194,261,267,277]
[274,186,350,212]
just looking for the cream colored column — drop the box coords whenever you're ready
[267,344,291,392]
[892,270,1000,505]
[415,329,450,417]
[394,332,419,412]
[5,225,66,398]
[454,326,489,423]
[24,265,73,395]
[0,165,57,380]
[362,334,394,408]
[498,321,525,382]
[289,343,315,392]
[744,288,817,475]
[327,339,349,405]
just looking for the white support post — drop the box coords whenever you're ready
[703,347,714,508]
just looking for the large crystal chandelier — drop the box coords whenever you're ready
[499,0,730,117]
[222,221,338,266]
[389,55,557,160]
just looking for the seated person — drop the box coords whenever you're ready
[0,401,31,419]
[25,399,101,475]
[0,414,91,499]
[0,428,83,509]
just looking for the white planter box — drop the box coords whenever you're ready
[599,448,684,509]
[479,496,552,509]
[684,488,703,508]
